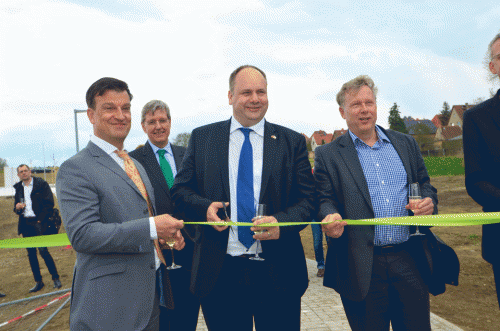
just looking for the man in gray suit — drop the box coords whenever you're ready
[56,77,184,331]
[315,75,438,331]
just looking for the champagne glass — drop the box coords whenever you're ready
[165,236,182,270]
[409,183,425,236]
[250,204,266,261]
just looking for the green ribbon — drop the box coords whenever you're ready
[1,212,499,248]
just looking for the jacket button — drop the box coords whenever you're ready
[150,264,155,269]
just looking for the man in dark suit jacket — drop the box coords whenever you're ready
[129,99,200,330]
[315,75,438,331]
[171,65,315,331]
[14,164,62,292]
[463,32,500,308]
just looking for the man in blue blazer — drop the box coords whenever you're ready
[316,75,438,331]
[171,65,315,331]
[129,100,200,330]
[463,32,500,308]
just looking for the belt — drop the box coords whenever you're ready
[232,254,255,259]
[373,241,409,255]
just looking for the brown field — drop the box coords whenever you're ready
[0,175,498,330]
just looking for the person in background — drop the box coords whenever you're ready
[129,100,200,330]
[14,164,62,293]
[310,168,330,278]
[463,32,500,309]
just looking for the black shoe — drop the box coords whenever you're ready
[53,279,62,289]
[0,292,5,298]
[29,281,44,293]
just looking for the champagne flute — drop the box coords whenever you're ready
[166,236,182,270]
[409,183,425,236]
[250,204,266,261]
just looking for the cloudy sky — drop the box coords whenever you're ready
[0,0,499,168]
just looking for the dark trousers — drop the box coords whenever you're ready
[341,249,430,331]
[200,255,301,331]
[22,217,59,282]
[493,263,500,309]
[159,267,200,331]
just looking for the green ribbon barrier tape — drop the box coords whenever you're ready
[0,233,71,248]
[183,212,500,227]
[1,212,499,248]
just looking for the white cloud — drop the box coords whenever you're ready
[475,5,500,30]
[0,0,497,166]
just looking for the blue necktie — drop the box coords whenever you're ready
[237,128,255,249]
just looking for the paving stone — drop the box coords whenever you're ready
[194,258,463,330]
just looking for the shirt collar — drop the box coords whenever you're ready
[90,135,127,155]
[22,178,33,187]
[348,125,390,146]
[148,140,173,156]
[230,116,265,137]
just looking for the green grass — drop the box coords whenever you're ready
[423,156,464,177]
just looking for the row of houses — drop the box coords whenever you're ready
[303,104,474,151]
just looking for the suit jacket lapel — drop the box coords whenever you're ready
[489,91,500,132]
[259,121,277,202]
[143,142,172,198]
[88,141,143,198]
[171,145,184,171]
[337,133,374,212]
[219,120,231,202]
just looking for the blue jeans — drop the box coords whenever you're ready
[311,222,326,269]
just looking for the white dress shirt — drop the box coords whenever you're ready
[227,117,265,256]
[22,178,36,217]
[90,135,160,269]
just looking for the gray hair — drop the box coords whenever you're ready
[336,75,378,108]
[488,33,500,61]
[229,65,267,93]
[141,100,171,123]
[483,32,500,83]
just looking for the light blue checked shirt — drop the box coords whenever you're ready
[349,126,409,246]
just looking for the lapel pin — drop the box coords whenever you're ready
[271,135,276,139]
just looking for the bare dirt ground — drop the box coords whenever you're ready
[301,175,500,331]
[0,175,498,330]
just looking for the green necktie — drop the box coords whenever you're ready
[157,149,175,188]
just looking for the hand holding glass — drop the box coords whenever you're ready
[166,233,182,270]
[250,204,266,261]
[409,183,425,236]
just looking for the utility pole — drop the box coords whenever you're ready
[74,109,87,153]
[43,143,46,181]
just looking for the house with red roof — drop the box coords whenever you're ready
[310,130,334,151]
[435,125,463,141]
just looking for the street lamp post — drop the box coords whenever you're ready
[74,109,87,153]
